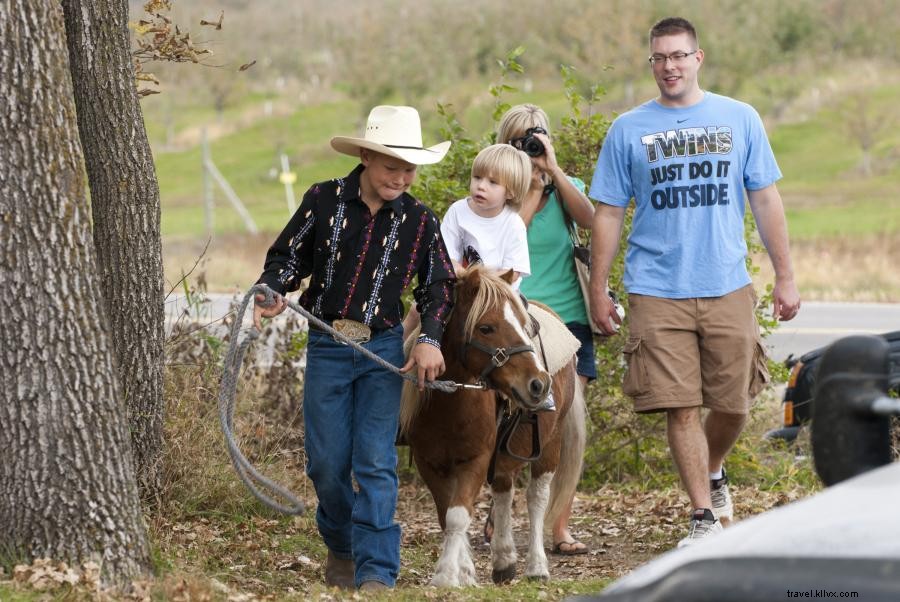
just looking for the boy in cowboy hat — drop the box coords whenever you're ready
[253,105,455,591]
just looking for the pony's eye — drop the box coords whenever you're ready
[477,324,494,335]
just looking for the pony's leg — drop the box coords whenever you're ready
[431,506,471,587]
[524,471,553,581]
[490,484,517,583]
[452,468,488,587]
[415,456,451,530]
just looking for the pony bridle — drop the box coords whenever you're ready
[464,338,535,389]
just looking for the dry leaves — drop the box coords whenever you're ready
[11,558,100,592]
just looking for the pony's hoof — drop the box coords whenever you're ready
[491,565,517,584]
[430,574,458,588]
[526,574,549,582]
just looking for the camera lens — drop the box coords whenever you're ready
[523,137,544,156]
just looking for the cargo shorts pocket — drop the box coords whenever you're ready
[622,336,650,398]
[748,339,770,399]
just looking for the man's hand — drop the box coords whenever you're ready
[772,276,801,321]
[252,291,287,330]
[401,342,446,390]
[589,284,622,337]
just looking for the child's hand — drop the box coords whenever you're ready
[401,342,446,390]
[253,292,287,330]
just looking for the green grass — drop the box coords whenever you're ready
[150,87,569,238]
[785,198,900,238]
[766,82,900,239]
[149,76,900,241]
[0,586,43,601]
[154,100,361,236]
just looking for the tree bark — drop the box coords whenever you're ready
[0,0,151,586]
[61,0,166,499]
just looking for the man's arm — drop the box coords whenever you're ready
[747,183,801,321]
[589,203,627,335]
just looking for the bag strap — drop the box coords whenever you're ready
[554,187,585,249]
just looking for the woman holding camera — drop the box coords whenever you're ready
[488,103,596,555]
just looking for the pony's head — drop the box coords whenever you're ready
[451,265,552,410]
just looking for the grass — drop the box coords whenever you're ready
[147,70,900,300]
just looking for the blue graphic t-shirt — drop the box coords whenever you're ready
[589,92,781,298]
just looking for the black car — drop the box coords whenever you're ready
[766,330,900,442]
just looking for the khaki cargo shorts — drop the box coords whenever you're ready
[622,284,769,414]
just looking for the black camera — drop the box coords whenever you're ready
[510,126,547,157]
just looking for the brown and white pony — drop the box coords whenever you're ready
[401,265,586,586]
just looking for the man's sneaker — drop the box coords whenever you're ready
[534,391,557,412]
[710,470,733,523]
[677,508,723,548]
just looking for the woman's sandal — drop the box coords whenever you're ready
[550,539,589,555]
[483,501,494,544]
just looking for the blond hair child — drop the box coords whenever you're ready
[440,143,532,285]
[402,144,532,339]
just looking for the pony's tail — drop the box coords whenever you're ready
[545,374,586,528]
[399,380,421,436]
[398,328,426,436]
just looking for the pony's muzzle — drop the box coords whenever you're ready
[515,372,551,410]
[529,376,550,400]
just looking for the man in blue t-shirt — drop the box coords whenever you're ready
[588,17,801,548]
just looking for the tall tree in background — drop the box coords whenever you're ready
[61,0,166,498]
[0,0,151,585]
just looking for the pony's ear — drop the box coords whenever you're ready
[499,269,516,284]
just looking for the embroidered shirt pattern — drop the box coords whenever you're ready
[363,211,402,325]
[258,164,455,345]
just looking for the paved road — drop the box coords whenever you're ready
[166,294,900,363]
[165,291,246,331]
[764,301,900,362]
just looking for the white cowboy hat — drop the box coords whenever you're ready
[330,105,451,165]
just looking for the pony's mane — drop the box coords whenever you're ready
[398,265,528,436]
[461,265,528,341]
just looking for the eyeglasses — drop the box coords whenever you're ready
[648,50,698,66]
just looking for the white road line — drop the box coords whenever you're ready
[773,327,885,335]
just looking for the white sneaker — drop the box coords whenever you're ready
[677,509,723,548]
[710,471,733,522]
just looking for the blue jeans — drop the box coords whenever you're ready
[566,321,597,381]
[303,324,404,587]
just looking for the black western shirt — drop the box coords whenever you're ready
[257,164,455,348]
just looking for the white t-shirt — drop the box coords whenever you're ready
[441,198,530,288]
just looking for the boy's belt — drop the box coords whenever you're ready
[310,318,373,344]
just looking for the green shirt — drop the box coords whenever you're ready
[520,178,589,325]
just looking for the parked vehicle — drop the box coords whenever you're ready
[766,330,900,442]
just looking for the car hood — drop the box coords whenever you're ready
[597,462,900,597]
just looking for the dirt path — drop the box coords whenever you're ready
[394,480,804,587]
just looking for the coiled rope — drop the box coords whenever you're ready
[218,284,468,514]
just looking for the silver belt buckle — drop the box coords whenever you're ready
[332,319,371,344]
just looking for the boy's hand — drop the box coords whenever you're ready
[253,292,287,330]
[401,342,446,390]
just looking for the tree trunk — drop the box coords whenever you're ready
[0,0,151,586]
[61,0,166,499]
